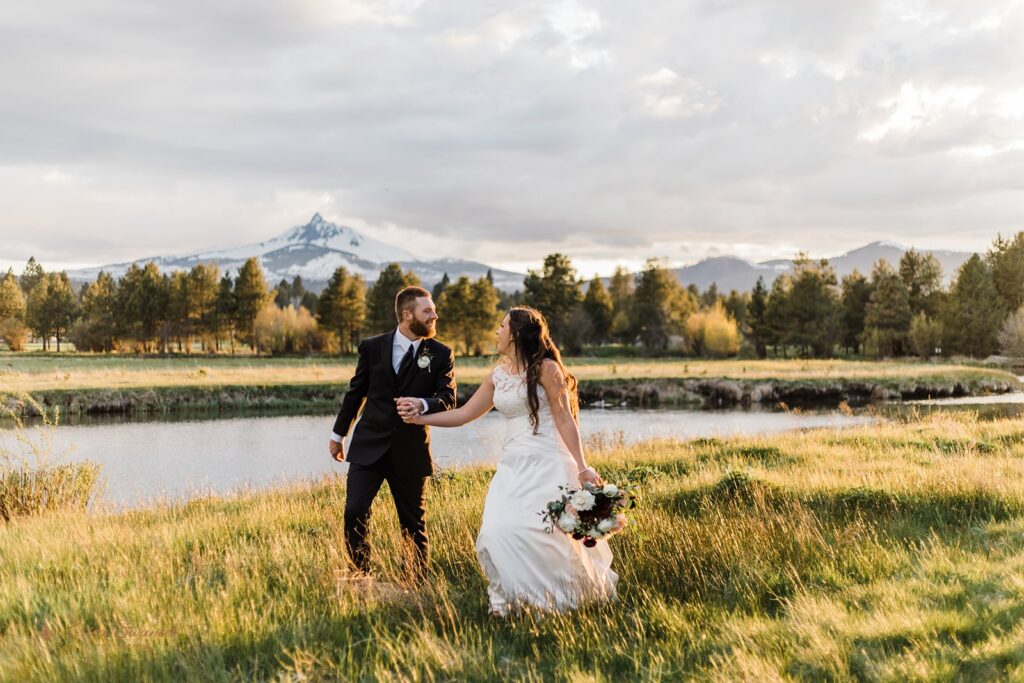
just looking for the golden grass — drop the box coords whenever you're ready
[0,356,1015,392]
[5,413,1024,678]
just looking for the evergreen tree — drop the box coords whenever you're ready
[840,270,871,354]
[700,282,720,309]
[291,276,306,305]
[432,272,451,301]
[187,263,220,351]
[365,263,420,335]
[437,276,500,355]
[631,259,696,351]
[234,258,271,354]
[116,262,166,352]
[582,277,614,344]
[523,253,583,345]
[786,256,842,357]
[942,254,1004,357]
[26,272,78,351]
[318,267,367,354]
[988,232,1024,312]
[274,279,291,308]
[0,271,26,321]
[747,276,769,358]
[166,270,191,352]
[215,274,237,353]
[723,289,748,330]
[898,248,943,317]
[608,267,634,344]
[299,291,319,316]
[764,275,791,357]
[863,260,913,357]
[20,257,45,295]
[75,272,117,352]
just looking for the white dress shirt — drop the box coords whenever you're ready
[330,328,429,443]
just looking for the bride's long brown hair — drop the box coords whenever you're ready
[507,306,579,433]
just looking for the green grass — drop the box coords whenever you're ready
[6,413,1024,679]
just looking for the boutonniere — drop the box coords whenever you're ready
[416,346,434,370]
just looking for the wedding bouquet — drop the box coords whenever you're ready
[541,482,637,547]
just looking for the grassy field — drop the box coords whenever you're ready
[1,352,1018,393]
[4,413,1024,679]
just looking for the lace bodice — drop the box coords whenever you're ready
[492,365,549,421]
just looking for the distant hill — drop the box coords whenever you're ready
[67,213,526,293]
[673,241,975,292]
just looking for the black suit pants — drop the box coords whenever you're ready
[343,452,429,575]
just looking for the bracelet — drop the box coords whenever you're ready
[578,466,595,475]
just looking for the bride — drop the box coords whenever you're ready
[397,306,618,615]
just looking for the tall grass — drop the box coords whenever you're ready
[5,413,1024,679]
[0,394,103,522]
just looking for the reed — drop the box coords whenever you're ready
[0,394,103,522]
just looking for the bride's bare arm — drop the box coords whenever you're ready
[399,373,495,428]
[540,360,598,483]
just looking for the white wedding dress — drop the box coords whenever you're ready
[475,364,618,615]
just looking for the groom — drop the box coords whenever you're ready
[329,286,456,578]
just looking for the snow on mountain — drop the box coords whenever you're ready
[67,214,525,292]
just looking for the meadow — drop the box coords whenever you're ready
[1,351,1016,393]
[4,412,1024,680]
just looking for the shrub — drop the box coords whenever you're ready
[685,303,741,358]
[0,318,29,351]
[254,304,324,354]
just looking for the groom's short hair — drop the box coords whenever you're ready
[395,286,432,321]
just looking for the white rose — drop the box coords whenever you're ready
[601,484,619,497]
[417,355,430,369]
[597,518,615,533]
[557,513,578,533]
[569,490,596,511]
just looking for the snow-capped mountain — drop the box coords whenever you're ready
[67,214,525,292]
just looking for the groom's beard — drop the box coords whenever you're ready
[409,318,437,339]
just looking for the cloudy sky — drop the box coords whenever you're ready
[1,0,1022,277]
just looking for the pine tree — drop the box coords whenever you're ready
[840,270,871,354]
[116,262,166,352]
[864,260,913,357]
[47,273,79,352]
[608,267,634,344]
[942,254,1004,357]
[432,272,451,301]
[582,277,613,344]
[0,271,26,321]
[215,274,237,353]
[988,232,1024,312]
[234,258,271,354]
[76,272,117,352]
[747,276,769,358]
[523,253,583,345]
[631,259,696,351]
[188,263,220,351]
[20,257,45,295]
[366,263,420,335]
[786,256,842,357]
[318,267,367,354]
[274,279,291,308]
[764,275,791,357]
[898,248,943,317]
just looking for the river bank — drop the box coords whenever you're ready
[4,368,1019,416]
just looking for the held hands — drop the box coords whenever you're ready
[395,397,425,424]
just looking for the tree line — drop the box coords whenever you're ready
[2,231,1024,358]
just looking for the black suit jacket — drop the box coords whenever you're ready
[333,331,456,477]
